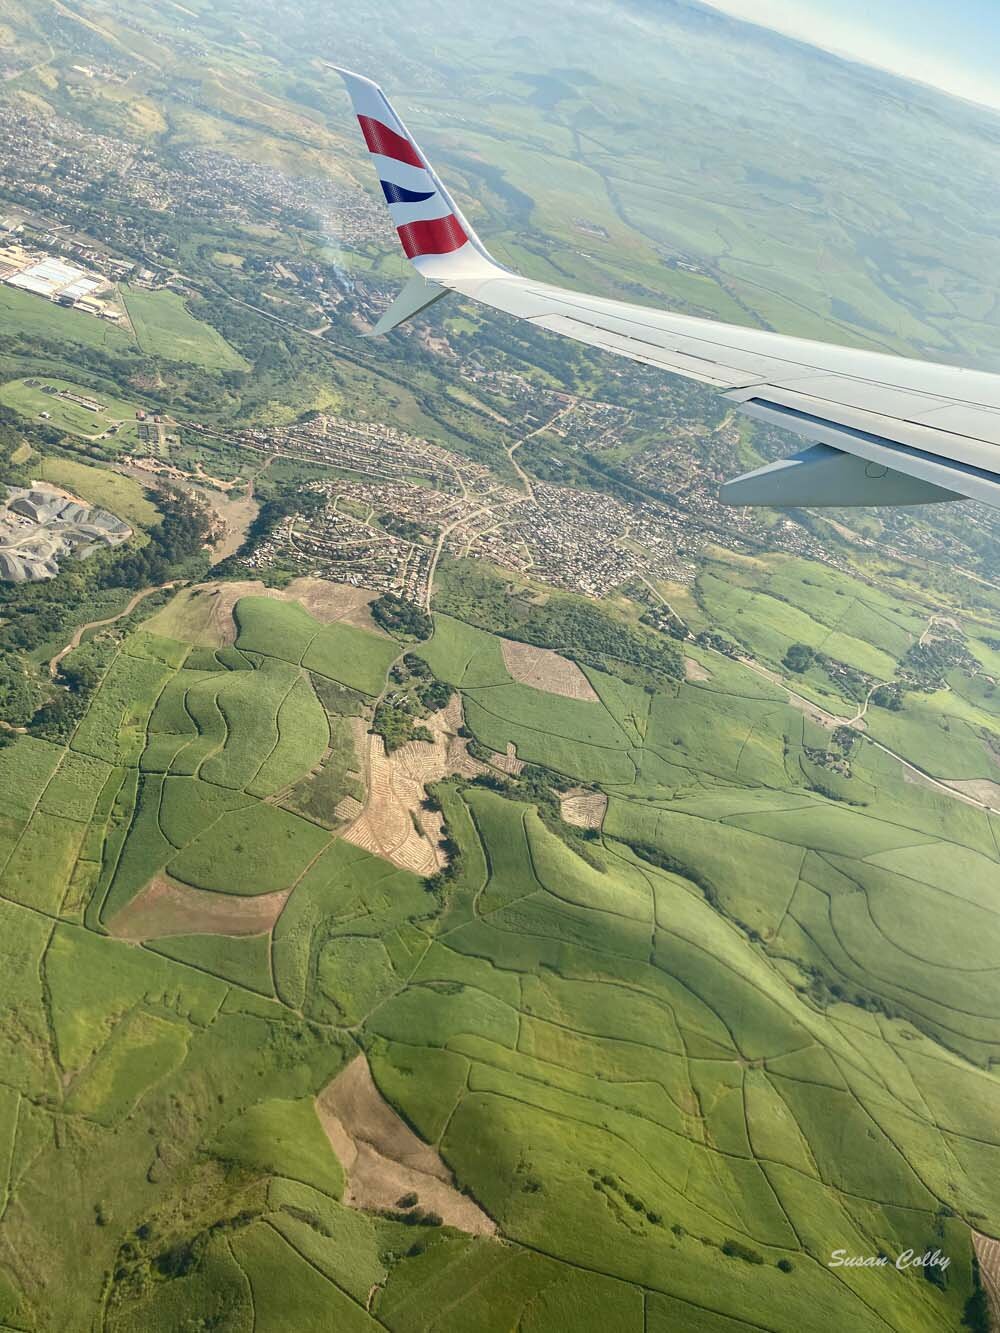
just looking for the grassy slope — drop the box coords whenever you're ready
[0,377,139,437]
[0,286,134,351]
[0,3,996,1322]
[120,285,249,371]
[37,455,160,531]
[1,557,999,1329]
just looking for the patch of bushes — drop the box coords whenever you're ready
[371,593,432,641]
[721,1238,764,1265]
[435,560,682,683]
[783,642,815,673]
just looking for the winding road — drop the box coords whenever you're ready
[48,582,175,678]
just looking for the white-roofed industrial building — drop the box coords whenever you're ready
[59,278,101,301]
[8,257,86,297]
[5,257,108,310]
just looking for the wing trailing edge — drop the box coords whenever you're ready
[720,444,959,507]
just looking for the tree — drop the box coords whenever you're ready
[59,658,99,693]
[783,643,815,673]
[371,594,432,641]
[0,658,42,727]
[872,683,904,711]
[30,692,84,742]
[418,680,453,711]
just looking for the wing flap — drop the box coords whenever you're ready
[459,273,1000,504]
[720,444,961,507]
[725,383,1000,471]
[734,396,1000,508]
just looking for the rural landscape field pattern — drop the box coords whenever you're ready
[0,547,999,1330]
[0,0,998,1327]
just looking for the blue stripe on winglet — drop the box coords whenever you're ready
[380,179,436,204]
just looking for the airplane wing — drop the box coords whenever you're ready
[331,67,1000,510]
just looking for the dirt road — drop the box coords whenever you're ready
[48,582,174,678]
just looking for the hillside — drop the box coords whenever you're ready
[0,0,997,1327]
[0,567,997,1329]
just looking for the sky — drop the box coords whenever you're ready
[697,0,1000,110]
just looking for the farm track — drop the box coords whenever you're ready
[48,581,175,679]
[6,494,1000,1329]
[705,642,996,813]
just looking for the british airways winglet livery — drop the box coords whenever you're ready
[332,67,1000,511]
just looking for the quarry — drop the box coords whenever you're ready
[0,482,131,581]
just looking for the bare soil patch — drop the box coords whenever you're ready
[316,1055,496,1237]
[107,874,290,941]
[283,578,389,634]
[500,639,598,701]
[334,795,364,821]
[192,481,258,561]
[115,464,258,560]
[489,742,523,776]
[343,696,486,875]
[143,580,269,647]
[560,789,608,829]
[973,1230,1000,1330]
[145,578,388,648]
[683,656,712,682]
[944,778,1000,811]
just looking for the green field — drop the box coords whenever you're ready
[2,0,1000,1322]
[120,285,249,370]
[37,455,161,531]
[0,377,140,441]
[0,285,133,351]
[1,554,998,1329]
[234,596,399,695]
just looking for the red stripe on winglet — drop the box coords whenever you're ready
[397,215,468,258]
[357,115,423,168]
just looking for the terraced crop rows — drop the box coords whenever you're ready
[0,570,998,1329]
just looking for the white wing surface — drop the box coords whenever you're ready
[332,67,1000,510]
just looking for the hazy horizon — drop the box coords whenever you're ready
[695,0,1000,111]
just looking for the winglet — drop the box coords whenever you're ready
[366,273,449,337]
[327,65,503,289]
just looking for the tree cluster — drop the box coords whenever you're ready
[370,593,433,641]
[436,562,682,685]
[0,485,211,736]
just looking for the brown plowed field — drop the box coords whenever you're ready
[316,1055,496,1237]
[972,1229,1000,1329]
[560,789,608,829]
[107,874,290,941]
[343,696,486,875]
[500,639,598,700]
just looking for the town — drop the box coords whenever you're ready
[0,75,994,605]
[196,406,844,605]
